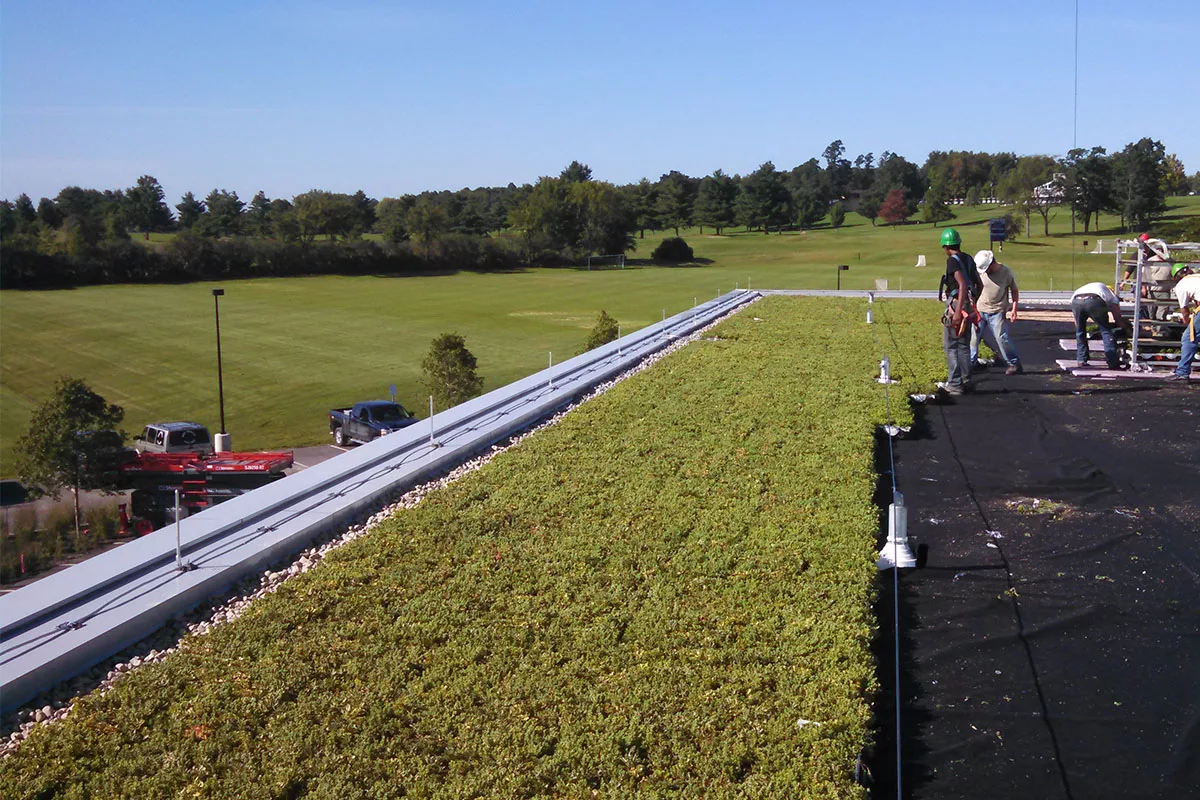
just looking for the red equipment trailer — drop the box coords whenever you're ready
[117,449,294,535]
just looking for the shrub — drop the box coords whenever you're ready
[582,310,619,352]
[651,237,693,262]
[422,333,484,410]
[830,202,846,229]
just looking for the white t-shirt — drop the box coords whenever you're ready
[1073,282,1118,305]
[1174,274,1200,308]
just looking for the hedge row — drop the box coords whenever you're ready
[0,297,945,798]
[0,233,545,290]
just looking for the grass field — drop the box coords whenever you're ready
[2,198,1196,473]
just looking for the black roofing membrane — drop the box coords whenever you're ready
[869,319,1200,800]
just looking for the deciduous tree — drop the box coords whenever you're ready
[857,191,882,227]
[406,197,450,246]
[879,188,910,225]
[999,156,1056,236]
[1063,146,1112,233]
[14,377,126,539]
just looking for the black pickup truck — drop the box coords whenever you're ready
[329,401,419,446]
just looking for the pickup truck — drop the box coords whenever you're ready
[329,401,419,446]
[134,422,214,455]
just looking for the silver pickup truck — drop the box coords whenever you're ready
[133,421,214,455]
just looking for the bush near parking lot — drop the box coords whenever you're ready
[1,298,943,798]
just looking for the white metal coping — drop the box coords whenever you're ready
[0,291,757,714]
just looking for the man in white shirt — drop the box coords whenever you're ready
[1070,282,1125,370]
[970,250,1022,375]
[1166,264,1199,382]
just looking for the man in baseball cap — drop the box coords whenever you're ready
[970,250,1023,375]
[1166,262,1199,382]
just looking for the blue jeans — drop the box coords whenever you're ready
[1177,315,1198,377]
[1071,295,1121,369]
[970,310,1020,366]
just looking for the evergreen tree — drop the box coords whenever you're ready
[693,170,737,234]
[422,333,483,410]
[583,310,620,352]
[1112,138,1167,231]
[176,192,206,230]
[124,175,174,232]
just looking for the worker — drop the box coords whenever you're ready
[1122,233,1175,322]
[938,227,979,395]
[1166,263,1199,382]
[1070,281,1126,370]
[1121,233,1172,285]
[970,250,1023,375]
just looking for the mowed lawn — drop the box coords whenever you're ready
[2,198,1195,472]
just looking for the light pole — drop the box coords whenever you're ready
[212,289,227,447]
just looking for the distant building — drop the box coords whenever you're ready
[1033,173,1067,203]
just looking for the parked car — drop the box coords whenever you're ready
[329,401,418,446]
[133,422,213,455]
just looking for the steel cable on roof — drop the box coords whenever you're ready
[867,296,903,799]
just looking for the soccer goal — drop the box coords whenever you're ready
[586,254,626,270]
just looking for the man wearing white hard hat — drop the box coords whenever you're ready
[969,250,1023,375]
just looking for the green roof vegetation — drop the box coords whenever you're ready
[0,297,945,798]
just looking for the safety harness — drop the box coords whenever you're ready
[939,253,982,334]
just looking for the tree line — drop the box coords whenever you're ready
[1,139,1193,290]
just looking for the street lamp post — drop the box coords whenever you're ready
[212,288,228,450]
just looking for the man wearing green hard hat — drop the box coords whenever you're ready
[937,227,980,395]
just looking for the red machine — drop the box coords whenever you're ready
[117,449,293,535]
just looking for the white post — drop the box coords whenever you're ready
[662,308,666,322]
[617,324,622,355]
[548,352,553,389]
[878,490,916,569]
[174,489,183,570]
[429,396,436,447]
[877,355,897,384]
[867,308,873,324]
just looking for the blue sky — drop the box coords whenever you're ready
[2,0,1197,206]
